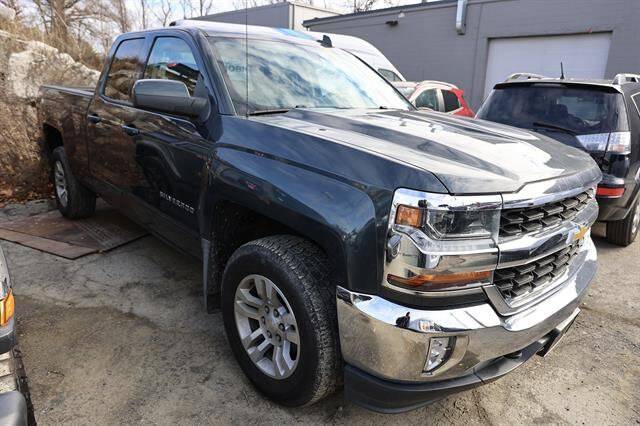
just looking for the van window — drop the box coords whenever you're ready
[144,37,201,96]
[103,38,144,102]
[378,68,402,82]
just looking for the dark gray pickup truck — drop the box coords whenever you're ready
[37,21,601,412]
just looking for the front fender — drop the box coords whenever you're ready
[201,147,381,292]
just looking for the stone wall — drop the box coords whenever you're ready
[0,26,99,203]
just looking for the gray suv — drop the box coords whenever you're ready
[478,73,640,246]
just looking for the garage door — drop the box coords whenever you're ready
[484,33,612,96]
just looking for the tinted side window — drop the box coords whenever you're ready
[144,37,200,95]
[442,90,460,112]
[104,38,144,102]
[415,89,439,110]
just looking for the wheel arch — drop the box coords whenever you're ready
[41,123,64,158]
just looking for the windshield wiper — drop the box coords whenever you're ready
[248,108,292,116]
[532,121,577,136]
[248,105,318,116]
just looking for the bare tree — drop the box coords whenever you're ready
[139,0,148,29]
[153,0,175,26]
[179,0,193,19]
[196,0,214,17]
[0,0,23,21]
[111,0,131,33]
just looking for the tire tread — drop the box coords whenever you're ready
[52,147,96,219]
[224,235,340,406]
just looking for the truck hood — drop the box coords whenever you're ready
[256,108,601,194]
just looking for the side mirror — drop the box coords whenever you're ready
[132,79,208,118]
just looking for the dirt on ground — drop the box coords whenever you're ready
[1,201,639,425]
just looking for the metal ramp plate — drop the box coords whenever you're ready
[0,206,147,259]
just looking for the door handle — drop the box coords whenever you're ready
[121,125,140,137]
[87,113,102,124]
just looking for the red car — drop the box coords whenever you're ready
[393,80,475,117]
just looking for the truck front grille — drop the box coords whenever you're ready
[494,240,583,300]
[499,191,591,238]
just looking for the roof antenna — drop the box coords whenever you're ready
[320,35,332,48]
[560,62,565,80]
[244,0,249,117]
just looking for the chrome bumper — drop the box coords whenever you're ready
[336,237,596,383]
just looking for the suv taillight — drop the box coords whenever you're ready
[577,132,631,154]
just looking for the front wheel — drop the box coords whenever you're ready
[606,196,640,246]
[221,235,340,406]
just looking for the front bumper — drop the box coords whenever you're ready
[337,237,597,412]
[0,318,15,355]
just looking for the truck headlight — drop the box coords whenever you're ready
[396,203,500,240]
[385,189,501,293]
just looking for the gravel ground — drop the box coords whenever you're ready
[1,201,639,425]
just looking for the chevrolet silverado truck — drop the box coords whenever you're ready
[37,22,602,413]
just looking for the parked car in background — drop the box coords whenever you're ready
[0,246,30,426]
[478,73,640,246]
[393,81,474,117]
[0,246,15,357]
[38,21,602,413]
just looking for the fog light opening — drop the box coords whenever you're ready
[424,336,455,373]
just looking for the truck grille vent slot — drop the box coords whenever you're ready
[494,240,583,300]
[500,191,591,238]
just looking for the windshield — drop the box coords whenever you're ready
[477,85,628,135]
[208,37,411,115]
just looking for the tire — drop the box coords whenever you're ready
[221,235,340,406]
[606,195,640,246]
[52,146,96,219]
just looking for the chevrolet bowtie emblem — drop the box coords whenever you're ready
[573,225,589,242]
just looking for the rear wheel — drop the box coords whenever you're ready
[52,147,96,219]
[606,196,640,246]
[221,235,339,406]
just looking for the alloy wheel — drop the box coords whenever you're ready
[54,161,68,208]
[234,274,300,379]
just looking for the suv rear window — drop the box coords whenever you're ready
[477,84,628,135]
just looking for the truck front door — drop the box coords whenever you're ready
[124,34,213,256]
